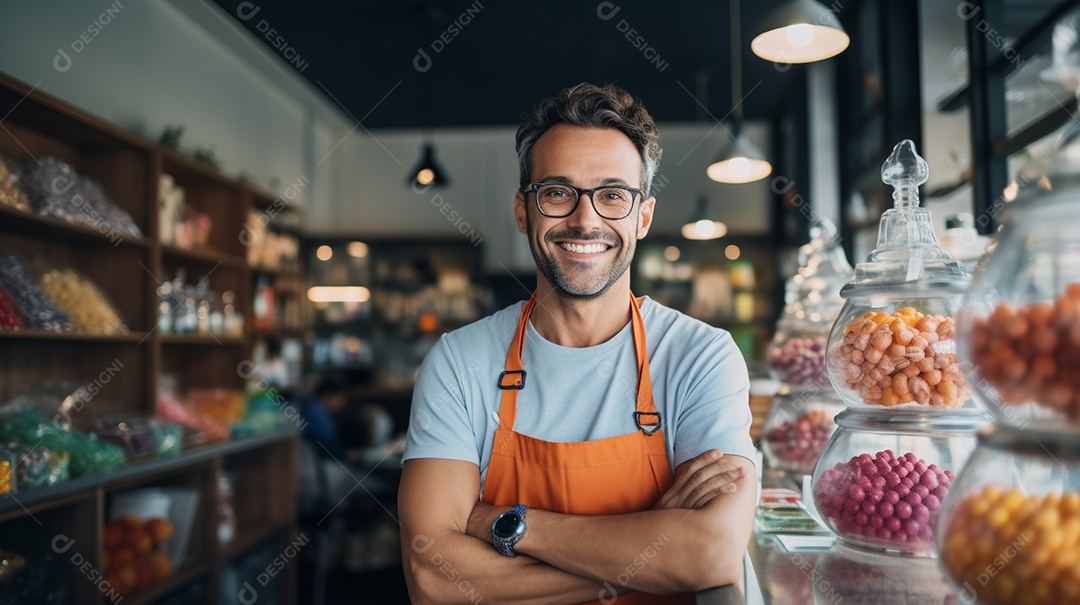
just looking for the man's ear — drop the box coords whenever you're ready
[637,196,656,239]
[514,191,528,234]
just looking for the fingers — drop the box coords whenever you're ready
[686,467,744,509]
[658,450,746,510]
[658,449,722,509]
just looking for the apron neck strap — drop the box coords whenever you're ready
[497,291,657,432]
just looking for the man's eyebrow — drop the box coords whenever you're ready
[534,176,633,186]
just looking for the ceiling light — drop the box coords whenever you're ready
[681,196,728,240]
[316,245,333,261]
[708,0,773,184]
[306,286,371,303]
[751,0,850,64]
[707,124,773,183]
[347,241,369,258]
[408,143,450,188]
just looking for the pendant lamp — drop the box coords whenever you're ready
[681,195,728,240]
[750,0,849,64]
[707,0,772,184]
[408,4,450,188]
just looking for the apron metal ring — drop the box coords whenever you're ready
[634,411,661,436]
[498,370,526,390]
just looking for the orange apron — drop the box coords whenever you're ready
[481,292,695,605]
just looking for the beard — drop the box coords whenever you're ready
[526,211,638,299]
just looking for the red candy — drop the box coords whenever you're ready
[763,409,834,471]
[0,284,25,330]
[814,449,953,549]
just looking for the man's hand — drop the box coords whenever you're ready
[654,449,746,510]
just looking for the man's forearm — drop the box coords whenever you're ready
[404,529,628,605]
[468,468,756,595]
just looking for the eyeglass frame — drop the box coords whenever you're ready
[520,182,643,220]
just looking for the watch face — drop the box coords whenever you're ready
[493,513,522,538]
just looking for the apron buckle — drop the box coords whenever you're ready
[498,370,527,390]
[634,411,662,436]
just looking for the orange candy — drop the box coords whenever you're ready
[943,486,1080,605]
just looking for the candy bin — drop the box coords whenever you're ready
[761,388,844,475]
[826,140,974,409]
[768,218,852,389]
[937,425,1080,604]
[958,168,1080,431]
[810,407,988,556]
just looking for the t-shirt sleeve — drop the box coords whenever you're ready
[671,331,756,469]
[402,334,481,465]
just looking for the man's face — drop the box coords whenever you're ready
[515,125,655,299]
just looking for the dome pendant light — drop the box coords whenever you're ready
[751,0,849,64]
[708,0,772,184]
[681,195,729,240]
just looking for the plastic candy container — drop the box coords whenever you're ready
[761,388,844,474]
[20,157,142,238]
[959,168,1080,431]
[810,407,988,556]
[0,445,70,491]
[769,219,853,389]
[937,425,1080,604]
[827,141,973,409]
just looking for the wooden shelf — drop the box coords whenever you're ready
[159,334,246,345]
[0,329,149,343]
[0,69,303,605]
[0,206,151,247]
[161,244,248,270]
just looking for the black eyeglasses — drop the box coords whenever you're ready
[522,182,642,220]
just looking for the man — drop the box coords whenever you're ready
[400,83,756,604]
[300,377,349,460]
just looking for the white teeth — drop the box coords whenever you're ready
[560,242,607,254]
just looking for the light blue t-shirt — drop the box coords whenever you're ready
[403,297,755,487]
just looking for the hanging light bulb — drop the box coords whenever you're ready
[681,196,728,240]
[751,0,849,64]
[707,0,773,184]
[707,125,773,184]
[408,143,449,187]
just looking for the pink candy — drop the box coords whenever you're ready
[769,336,829,387]
[814,449,953,548]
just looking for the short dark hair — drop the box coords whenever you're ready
[516,83,663,197]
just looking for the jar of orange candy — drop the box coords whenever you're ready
[826,140,975,410]
[937,424,1080,604]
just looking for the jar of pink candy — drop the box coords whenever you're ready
[768,218,852,389]
[810,407,988,556]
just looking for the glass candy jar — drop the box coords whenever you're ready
[761,388,844,475]
[937,425,1080,605]
[813,544,956,605]
[959,173,1080,431]
[827,140,974,409]
[769,219,853,389]
[810,407,988,556]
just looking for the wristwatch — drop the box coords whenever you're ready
[491,504,528,556]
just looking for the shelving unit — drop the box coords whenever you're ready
[0,71,301,604]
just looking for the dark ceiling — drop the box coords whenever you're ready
[210,0,808,129]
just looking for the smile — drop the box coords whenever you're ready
[559,242,611,254]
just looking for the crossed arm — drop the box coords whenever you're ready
[399,450,756,605]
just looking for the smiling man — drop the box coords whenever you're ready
[399,83,757,604]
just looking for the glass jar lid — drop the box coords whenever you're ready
[841,140,972,298]
[834,406,991,435]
